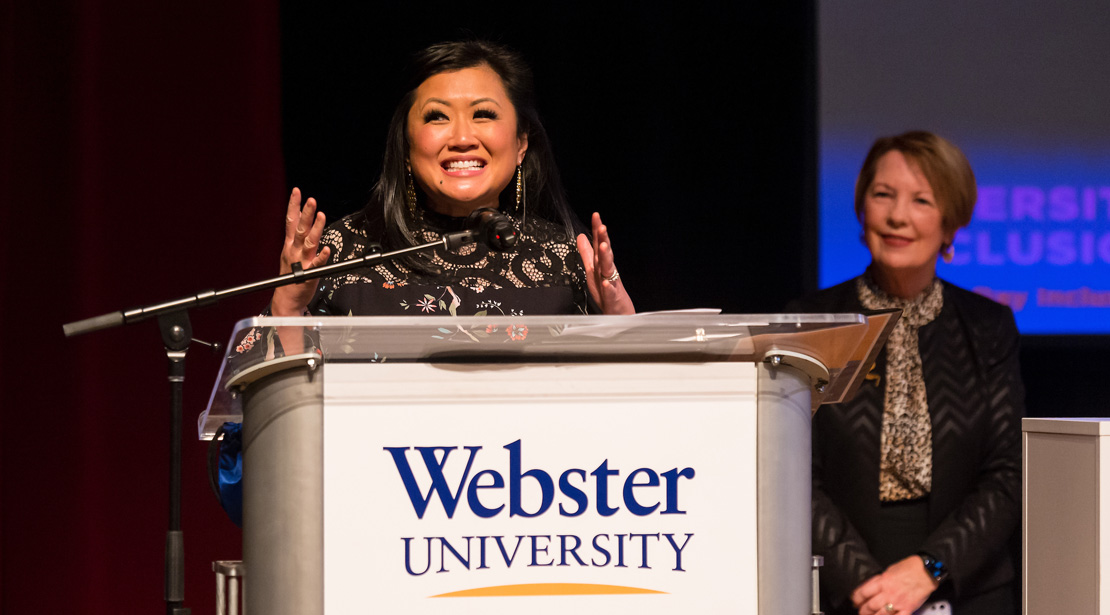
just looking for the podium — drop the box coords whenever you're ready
[1022,418,1110,614]
[200,313,894,614]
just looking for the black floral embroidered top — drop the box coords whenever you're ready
[231,208,596,358]
[307,208,596,318]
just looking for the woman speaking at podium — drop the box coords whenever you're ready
[268,40,634,320]
[789,132,1023,615]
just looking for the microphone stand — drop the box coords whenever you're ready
[62,228,482,615]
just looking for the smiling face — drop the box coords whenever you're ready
[862,150,953,296]
[406,65,528,216]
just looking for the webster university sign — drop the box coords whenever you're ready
[322,361,760,613]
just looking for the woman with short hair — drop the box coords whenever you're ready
[790,131,1023,615]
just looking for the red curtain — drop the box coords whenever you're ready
[3,1,284,612]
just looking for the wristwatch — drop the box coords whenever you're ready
[918,551,949,584]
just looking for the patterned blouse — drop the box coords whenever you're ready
[231,207,596,358]
[306,207,595,318]
[857,272,944,502]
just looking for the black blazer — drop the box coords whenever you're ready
[788,278,1023,610]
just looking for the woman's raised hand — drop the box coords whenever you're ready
[271,188,331,316]
[576,212,635,315]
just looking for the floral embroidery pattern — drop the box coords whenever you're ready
[315,210,590,312]
[224,210,592,364]
[424,293,533,343]
[234,328,263,354]
[401,286,462,317]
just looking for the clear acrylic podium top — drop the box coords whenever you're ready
[199,312,893,439]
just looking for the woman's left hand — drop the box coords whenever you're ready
[577,212,635,315]
[851,556,937,615]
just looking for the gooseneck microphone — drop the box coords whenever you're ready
[466,207,519,251]
[63,207,521,337]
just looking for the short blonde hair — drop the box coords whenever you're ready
[854,131,977,237]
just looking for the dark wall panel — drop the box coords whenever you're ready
[3,1,284,612]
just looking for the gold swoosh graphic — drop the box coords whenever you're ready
[432,583,667,598]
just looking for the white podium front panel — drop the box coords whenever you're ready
[323,361,758,614]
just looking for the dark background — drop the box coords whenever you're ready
[2,1,1104,613]
[277,2,817,313]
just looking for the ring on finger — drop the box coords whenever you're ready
[604,269,620,282]
[884,603,896,614]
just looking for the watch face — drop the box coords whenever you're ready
[919,553,948,581]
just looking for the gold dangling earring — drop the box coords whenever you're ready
[515,164,526,225]
[942,242,954,264]
[405,168,417,215]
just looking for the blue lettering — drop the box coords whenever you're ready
[529,535,553,567]
[623,468,660,515]
[591,460,620,516]
[477,536,490,569]
[558,469,588,516]
[438,536,472,573]
[385,446,480,519]
[664,533,694,572]
[406,532,693,574]
[466,469,505,518]
[591,534,611,567]
[402,537,432,576]
[662,467,696,514]
[494,535,526,567]
[615,533,628,568]
[389,441,697,519]
[506,440,554,517]
[559,534,586,566]
[629,533,660,568]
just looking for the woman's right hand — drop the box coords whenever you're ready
[271,188,331,316]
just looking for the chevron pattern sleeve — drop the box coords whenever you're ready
[919,300,1024,598]
[813,482,884,606]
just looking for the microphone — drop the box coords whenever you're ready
[465,207,519,251]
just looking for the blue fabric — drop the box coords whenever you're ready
[217,422,243,527]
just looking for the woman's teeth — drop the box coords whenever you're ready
[445,160,484,170]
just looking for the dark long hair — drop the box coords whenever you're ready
[369,40,576,267]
